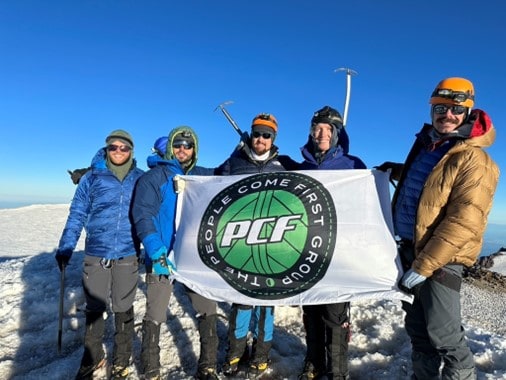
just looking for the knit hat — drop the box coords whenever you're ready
[251,113,278,133]
[105,129,134,148]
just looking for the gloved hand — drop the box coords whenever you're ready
[55,249,73,272]
[234,131,250,151]
[374,161,404,181]
[401,268,426,289]
[173,175,186,194]
[151,246,176,275]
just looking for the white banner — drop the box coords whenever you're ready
[172,170,411,305]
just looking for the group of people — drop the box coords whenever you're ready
[56,76,499,380]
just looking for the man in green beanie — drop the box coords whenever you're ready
[56,129,144,379]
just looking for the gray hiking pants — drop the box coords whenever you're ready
[142,266,219,373]
[402,264,476,380]
[82,254,138,313]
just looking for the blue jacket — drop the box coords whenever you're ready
[299,128,366,170]
[132,158,213,263]
[57,148,144,259]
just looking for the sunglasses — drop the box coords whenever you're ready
[433,104,467,115]
[107,144,132,152]
[172,141,194,150]
[252,131,273,139]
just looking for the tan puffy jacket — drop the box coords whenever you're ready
[397,110,500,277]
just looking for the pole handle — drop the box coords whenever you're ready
[57,265,65,354]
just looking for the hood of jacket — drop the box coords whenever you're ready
[164,126,199,172]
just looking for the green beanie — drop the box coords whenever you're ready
[105,129,134,181]
[106,129,134,148]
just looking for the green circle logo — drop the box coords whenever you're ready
[198,172,337,300]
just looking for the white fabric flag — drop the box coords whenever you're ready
[172,170,412,305]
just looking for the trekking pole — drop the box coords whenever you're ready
[57,264,65,354]
[214,100,245,137]
[334,68,358,128]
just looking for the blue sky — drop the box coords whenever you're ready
[0,0,504,224]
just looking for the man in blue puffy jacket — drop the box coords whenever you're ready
[298,106,366,380]
[132,126,219,380]
[55,129,144,380]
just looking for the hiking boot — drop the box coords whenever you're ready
[111,364,129,379]
[195,367,220,380]
[298,361,324,380]
[144,372,161,380]
[248,361,269,379]
[222,357,241,376]
[75,357,106,380]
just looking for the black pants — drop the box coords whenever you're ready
[302,302,350,379]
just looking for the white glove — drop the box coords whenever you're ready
[401,269,427,289]
[173,175,186,194]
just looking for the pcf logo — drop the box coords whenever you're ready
[198,172,337,299]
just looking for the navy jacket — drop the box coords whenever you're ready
[216,144,299,175]
[299,128,366,170]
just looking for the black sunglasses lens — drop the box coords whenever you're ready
[108,145,131,152]
[173,142,194,149]
[434,105,466,115]
[252,131,272,139]
[434,105,447,114]
[452,106,466,115]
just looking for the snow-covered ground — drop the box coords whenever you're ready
[0,204,505,379]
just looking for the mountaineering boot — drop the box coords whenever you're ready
[223,342,251,376]
[113,306,134,373]
[111,364,130,379]
[248,360,270,379]
[195,367,220,380]
[298,361,325,380]
[141,319,162,379]
[222,357,241,376]
[75,311,106,380]
[197,314,219,373]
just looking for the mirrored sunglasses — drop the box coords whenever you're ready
[252,131,273,139]
[107,144,132,152]
[172,141,194,150]
[433,104,467,115]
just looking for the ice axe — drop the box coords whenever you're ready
[214,101,250,146]
[334,68,357,128]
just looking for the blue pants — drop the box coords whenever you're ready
[226,304,274,364]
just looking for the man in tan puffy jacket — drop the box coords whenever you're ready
[377,77,499,380]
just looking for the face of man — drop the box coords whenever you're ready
[172,140,194,165]
[311,123,333,153]
[107,139,132,165]
[432,104,467,134]
[251,131,273,155]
